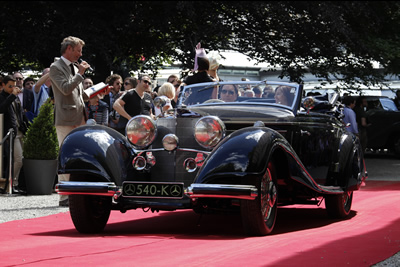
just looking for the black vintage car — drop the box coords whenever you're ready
[56,81,367,236]
[363,96,400,156]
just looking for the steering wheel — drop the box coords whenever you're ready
[204,99,225,104]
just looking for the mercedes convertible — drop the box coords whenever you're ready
[56,80,367,236]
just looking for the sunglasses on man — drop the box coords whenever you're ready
[142,80,151,85]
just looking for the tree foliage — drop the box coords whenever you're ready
[1,1,400,86]
[22,98,58,160]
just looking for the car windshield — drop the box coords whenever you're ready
[380,98,399,111]
[177,81,300,110]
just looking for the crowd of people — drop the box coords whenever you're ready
[0,36,397,204]
[341,95,372,154]
[0,37,220,203]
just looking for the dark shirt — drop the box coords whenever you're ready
[183,71,214,85]
[182,71,215,105]
[47,86,54,100]
[103,91,122,113]
[0,91,19,137]
[353,105,368,130]
[103,93,113,113]
[394,97,400,109]
[119,90,153,127]
[23,88,34,112]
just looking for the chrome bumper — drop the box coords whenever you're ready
[56,181,119,196]
[56,182,258,201]
[185,184,258,200]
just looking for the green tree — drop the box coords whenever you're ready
[1,1,400,86]
[223,1,400,86]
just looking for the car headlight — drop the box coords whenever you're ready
[126,115,157,149]
[194,116,226,149]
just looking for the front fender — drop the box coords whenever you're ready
[195,127,288,183]
[58,125,134,185]
[195,127,348,195]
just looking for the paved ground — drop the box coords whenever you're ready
[0,151,399,266]
[365,152,400,266]
[0,193,68,223]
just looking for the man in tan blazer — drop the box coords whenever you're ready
[49,36,91,206]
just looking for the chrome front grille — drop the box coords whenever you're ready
[147,117,205,187]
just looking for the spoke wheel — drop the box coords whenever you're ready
[325,191,353,218]
[241,162,278,236]
[325,140,356,219]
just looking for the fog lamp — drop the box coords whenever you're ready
[184,158,197,173]
[162,134,179,151]
[133,156,146,171]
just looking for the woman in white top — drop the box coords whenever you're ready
[154,82,175,117]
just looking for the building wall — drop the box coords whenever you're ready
[153,51,399,98]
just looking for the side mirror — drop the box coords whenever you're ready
[328,92,339,105]
[302,96,315,113]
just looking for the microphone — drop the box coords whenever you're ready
[78,59,94,72]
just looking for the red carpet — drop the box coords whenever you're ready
[1,180,399,266]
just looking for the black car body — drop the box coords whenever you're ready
[56,81,367,236]
[363,96,400,156]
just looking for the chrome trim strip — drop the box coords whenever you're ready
[177,148,211,154]
[57,192,116,196]
[56,181,119,196]
[135,147,211,155]
[185,184,258,200]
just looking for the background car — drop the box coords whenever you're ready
[56,81,367,236]
[363,96,400,156]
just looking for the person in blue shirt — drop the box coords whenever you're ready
[342,95,358,134]
[29,68,50,122]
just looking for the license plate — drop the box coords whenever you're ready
[122,182,184,199]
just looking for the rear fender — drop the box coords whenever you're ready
[58,125,134,185]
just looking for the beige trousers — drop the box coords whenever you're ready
[55,117,85,201]
[13,130,24,187]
